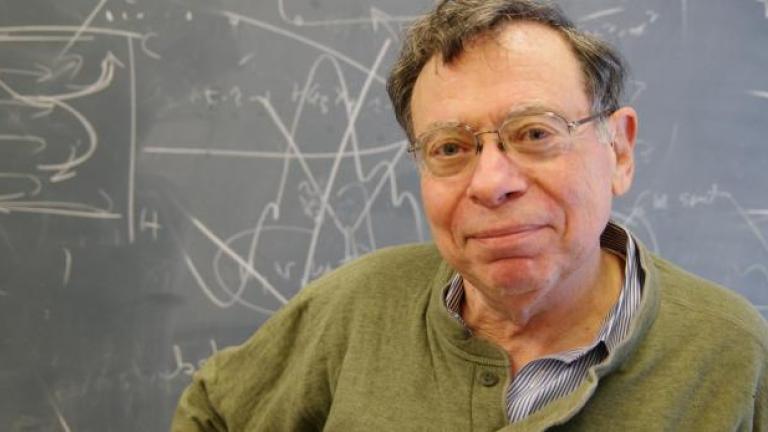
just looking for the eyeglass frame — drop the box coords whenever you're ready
[407,108,614,176]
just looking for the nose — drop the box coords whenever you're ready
[466,133,529,208]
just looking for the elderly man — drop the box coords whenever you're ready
[173,1,768,430]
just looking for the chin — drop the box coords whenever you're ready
[468,259,558,298]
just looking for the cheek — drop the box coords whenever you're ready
[561,154,615,226]
[421,177,462,238]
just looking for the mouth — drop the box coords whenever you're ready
[469,224,545,240]
[466,225,547,254]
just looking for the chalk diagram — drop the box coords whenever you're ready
[141,8,426,315]
[1,0,426,322]
[3,2,768,432]
[0,5,427,427]
[0,27,132,223]
[2,0,767,317]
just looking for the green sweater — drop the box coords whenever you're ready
[172,242,768,431]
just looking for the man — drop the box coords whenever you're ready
[173,1,768,430]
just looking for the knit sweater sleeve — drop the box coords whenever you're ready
[171,362,227,432]
[170,284,336,431]
[755,350,768,431]
[169,243,444,431]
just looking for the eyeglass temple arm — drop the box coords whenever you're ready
[567,109,614,131]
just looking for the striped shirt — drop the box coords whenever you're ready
[444,221,642,423]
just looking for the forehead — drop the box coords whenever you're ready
[410,21,590,133]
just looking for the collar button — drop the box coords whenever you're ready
[479,370,499,387]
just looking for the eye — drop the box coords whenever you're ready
[423,129,474,159]
[521,127,553,142]
[503,120,564,156]
[433,141,467,157]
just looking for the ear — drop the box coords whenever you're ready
[608,106,638,196]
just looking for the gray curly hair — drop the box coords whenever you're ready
[386,0,627,141]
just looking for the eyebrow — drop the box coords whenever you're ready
[419,104,567,134]
[499,104,566,122]
[421,120,464,130]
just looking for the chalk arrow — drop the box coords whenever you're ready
[370,7,399,39]
[0,173,42,201]
[0,64,53,81]
[44,53,84,83]
[0,54,116,103]
[50,51,124,101]
[34,64,54,82]
[103,50,126,69]
[36,99,97,180]
[0,134,47,153]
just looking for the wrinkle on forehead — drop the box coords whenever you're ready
[411,21,590,134]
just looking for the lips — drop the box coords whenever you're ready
[465,224,547,256]
[469,224,544,240]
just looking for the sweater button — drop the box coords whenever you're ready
[479,370,499,387]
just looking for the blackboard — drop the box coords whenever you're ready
[1,0,766,430]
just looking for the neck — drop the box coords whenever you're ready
[461,249,625,373]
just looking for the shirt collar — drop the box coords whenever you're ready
[443,220,643,356]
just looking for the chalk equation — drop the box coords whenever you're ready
[136,8,428,314]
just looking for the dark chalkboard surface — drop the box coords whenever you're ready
[1,0,766,430]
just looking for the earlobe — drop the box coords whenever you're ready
[609,107,638,196]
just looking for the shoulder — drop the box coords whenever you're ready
[272,242,446,331]
[178,243,446,428]
[300,242,444,300]
[213,242,445,366]
[647,253,768,353]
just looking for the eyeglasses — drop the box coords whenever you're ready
[409,110,611,177]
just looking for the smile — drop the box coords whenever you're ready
[468,224,547,247]
[469,224,545,240]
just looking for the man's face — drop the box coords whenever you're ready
[410,22,636,307]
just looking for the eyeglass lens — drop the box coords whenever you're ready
[417,113,574,177]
